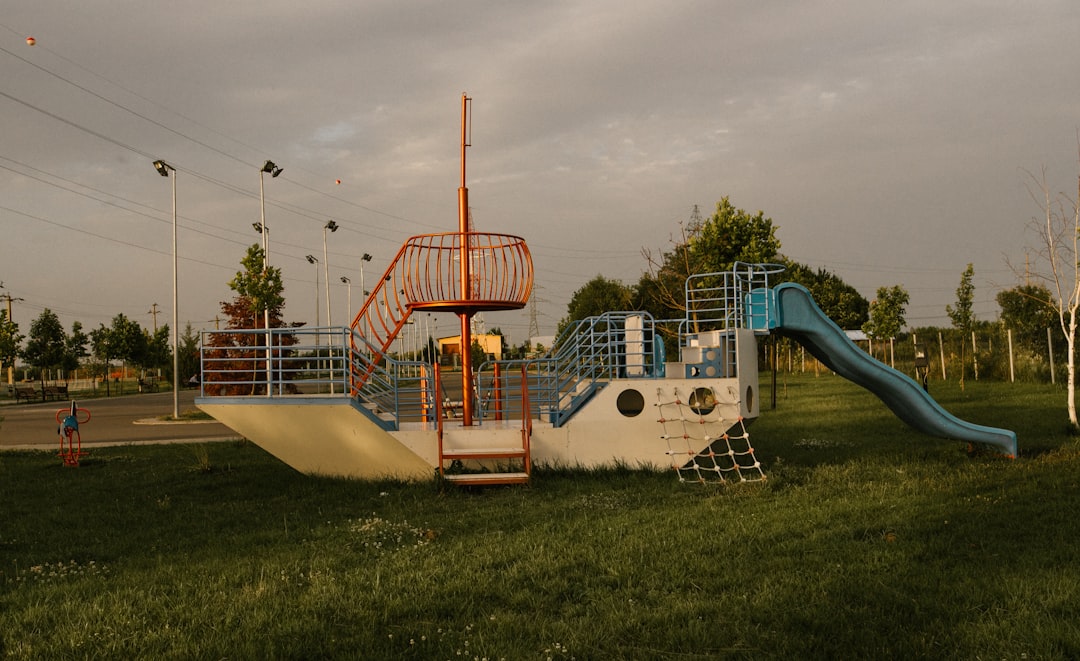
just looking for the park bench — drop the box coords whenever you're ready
[138,377,158,393]
[11,384,39,403]
[43,385,69,401]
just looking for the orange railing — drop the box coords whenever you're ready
[349,231,532,392]
[398,231,532,311]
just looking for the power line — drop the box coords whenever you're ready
[0,43,255,169]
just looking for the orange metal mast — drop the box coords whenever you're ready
[458,93,475,425]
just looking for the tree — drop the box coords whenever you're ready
[780,260,869,329]
[0,310,22,383]
[89,323,115,395]
[639,199,781,338]
[106,314,147,395]
[144,325,171,378]
[61,321,89,380]
[861,285,909,362]
[997,284,1060,357]
[557,275,634,337]
[470,340,487,369]
[229,244,285,324]
[178,322,201,385]
[946,263,976,388]
[205,244,297,396]
[21,309,66,399]
[690,198,782,273]
[1016,164,1080,426]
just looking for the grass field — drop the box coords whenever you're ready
[2,374,1079,659]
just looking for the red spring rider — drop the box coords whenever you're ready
[56,400,91,467]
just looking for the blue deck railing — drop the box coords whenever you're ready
[198,263,784,428]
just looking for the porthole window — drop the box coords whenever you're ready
[745,385,755,413]
[687,387,717,415]
[616,388,645,417]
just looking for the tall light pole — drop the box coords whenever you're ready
[306,254,320,385]
[305,254,320,327]
[358,252,373,348]
[152,159,180,419]
[360,253,372,305]
[323,220,338,329]
[258,159,282,395]
[340,276,352,325]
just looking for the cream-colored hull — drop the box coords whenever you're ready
[197,370,758,480]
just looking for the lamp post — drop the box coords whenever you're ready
[152,159,180,420]
[358,253,373,348]
[360,253,372,305]
[305,254,320,385]
[323,221,338,328]
[322,221,339,391]
[257,159,282,395]
[340,276,352,324]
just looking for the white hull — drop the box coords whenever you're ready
[197,370,759,482]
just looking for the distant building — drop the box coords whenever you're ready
[437,333,504,366]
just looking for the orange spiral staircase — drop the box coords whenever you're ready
[348,94,533,428]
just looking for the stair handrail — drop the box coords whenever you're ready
[519,363,532,474]
[435,362,446,475]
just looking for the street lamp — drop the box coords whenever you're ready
[323,220,338,328]
[360,252,372,305]
[152,159,180,420]
[340,276,352,324]
[306,254,320,384]
[261,159,283,177]
[305,254,320,328]
[257,160,281,396]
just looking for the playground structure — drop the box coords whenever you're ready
[56,400,91,467]
[194,95,1016,485]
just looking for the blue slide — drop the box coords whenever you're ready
[771,283,1017,457]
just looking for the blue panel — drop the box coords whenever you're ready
[745,288,777,332]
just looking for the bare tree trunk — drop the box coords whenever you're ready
[1067,311,1077,426]
[1020,165,1080,427]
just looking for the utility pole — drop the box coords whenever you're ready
[148,303,160,332]
[1,291,24,385]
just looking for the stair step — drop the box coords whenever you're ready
[442,447,527,460]
[442,472,530,486]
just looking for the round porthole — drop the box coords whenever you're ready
[745,385,754,413]
[616,388,645,417]
[687,387,717,415]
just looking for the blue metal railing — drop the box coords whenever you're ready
[680,262,785,339]
[198,326,436,428]
[198,263,785,428]
[475,311,662,426]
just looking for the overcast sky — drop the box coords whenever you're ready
[2,1,1079,345]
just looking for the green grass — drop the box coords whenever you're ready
[2,374,1080,658]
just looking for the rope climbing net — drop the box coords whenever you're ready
[656,385,765,484]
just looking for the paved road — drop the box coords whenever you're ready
[0,390,240,449]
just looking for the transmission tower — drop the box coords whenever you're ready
[526,282,546,340]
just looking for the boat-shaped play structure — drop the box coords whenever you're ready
[196,95,1016,485]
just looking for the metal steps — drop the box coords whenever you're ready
[442,471,530,486]
[439,427,531,486]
